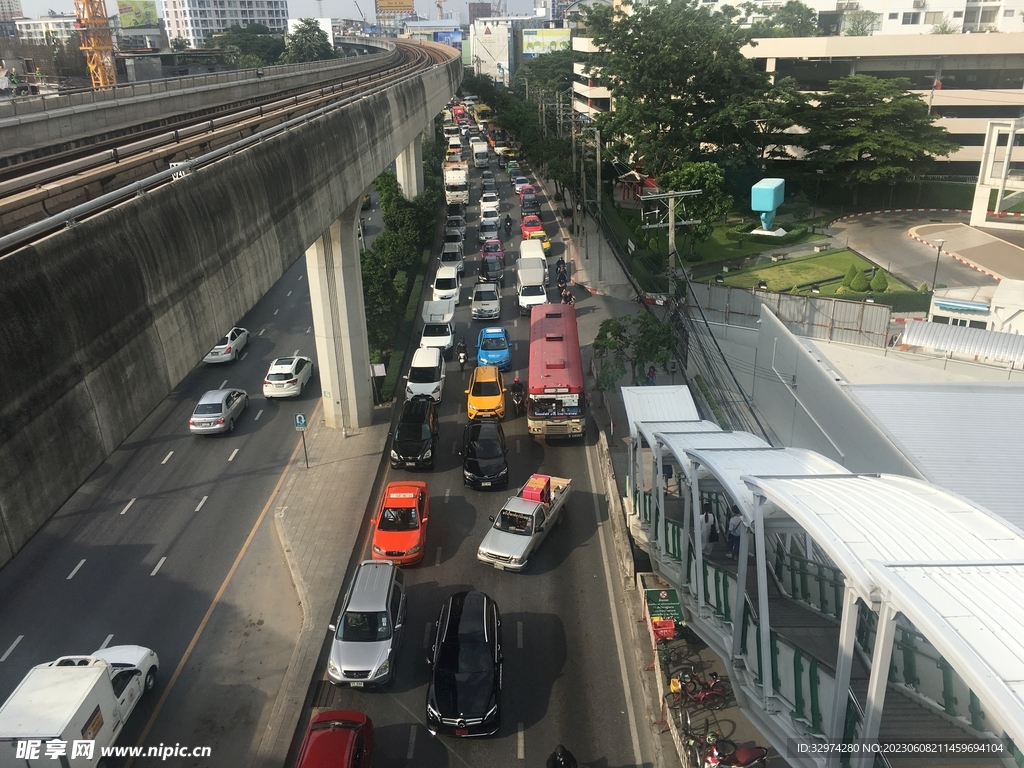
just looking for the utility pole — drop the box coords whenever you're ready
[557,92,562,139]
[595,129,603,281]
[640,189,704,298]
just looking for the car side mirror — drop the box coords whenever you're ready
[425,655,433,667]
[328,624,337,633]
[536,526,544,534]
[488,515,495,522]
[464,389,470,394]
[403,375,409,380]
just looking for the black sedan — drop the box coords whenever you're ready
[390,397,439,470]
[426,591,502,737]
[460,419,508,489]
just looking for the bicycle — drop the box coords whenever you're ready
[679,712,736,768]
[664,667,729,710]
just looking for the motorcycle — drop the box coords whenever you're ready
[511,388,526,417]
[458,349,468,371]
[504,218,513,238]
[556,269,568,290]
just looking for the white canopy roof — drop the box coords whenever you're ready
[635,419,721,449]
[621,386,700,440]
[657,432,771,481]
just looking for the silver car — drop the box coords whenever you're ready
[471,282,501,321]
[203,326,248,363]
[445,215,467,237]
[189,389,248,434]
[328,560,406,687]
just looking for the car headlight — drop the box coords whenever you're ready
[464,470,474,479]
[376,658,390,677]
[422,448,432,460]
[408,544,421,554]
[373,545,385,555]
[509,556,521,564]
[390,449,399,459]
[497,467,508,476]
[432,385,441,396]
[484,704,499,721]
[328,659,340,677]
[426,702,441,720]
[405,386,414,397]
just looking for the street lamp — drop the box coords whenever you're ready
[812,169,824,228]
[931,239,946,292]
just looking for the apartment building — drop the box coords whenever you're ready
[0,0,23,22]
[163,0,288,49]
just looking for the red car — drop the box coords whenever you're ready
[296,710,373,768]
[371,481,430,565]
[518,184,536,202]
[520,215,544,240]
[480,238,506,264]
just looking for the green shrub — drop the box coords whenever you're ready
[850,271,870,292]
[871,291,933,312]
[918,282,930,293]
[843,264,858,288]
[725,221,808,244]
[870,270,889,293]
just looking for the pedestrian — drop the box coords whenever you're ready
[646,365,657,386]
[546,745,578,768]
[727,505,742,559]
[700,502,718,556]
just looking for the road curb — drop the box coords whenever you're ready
[595,418,637,590]
[906,225,1005,281]
[829,207,969,228]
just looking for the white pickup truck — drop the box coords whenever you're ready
[477,474,571,571]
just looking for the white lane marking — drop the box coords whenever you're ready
[195,496,208,512]
[406,725,418,760]
[452,440,457,454]
[306,326,312,334]
[423,623,432,649]
[0,636,23,662]
[435,547,443,566]
[99,634,114,649]
[161,451,173,465]
[67,559,86,580]
[514,342,518,350]
[120,498,136,515]
[260,328,266,336]
[513,319,517,327]
[517,621,523,649]
[584,438,644,766]
[517,723,525,759]
[151,557,166,576]
[445,488,450,503]
[457,403,462,414]
[298,275,304,281]
[220,379,228,389]
[240,352,248,360]
[228,449,239,462]
[274,309,279,315]
[294,349,299,356]
[516,439,521,454]
[287,290,293,297]
[254,409,264,421]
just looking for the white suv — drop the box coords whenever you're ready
[432,266,460,304]
[263,356,314,398]
[405,347,446,402]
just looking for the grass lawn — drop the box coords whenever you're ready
[692,220,828,263]
[710,249,914,294]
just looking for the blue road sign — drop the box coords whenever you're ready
[294,413,308,432]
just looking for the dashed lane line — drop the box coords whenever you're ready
[0,636,23,662]
[151,557,167,576]
[66,559,85,580]
[161,451,173,465]
[120,498,136,515]
[195,496,208,512]
[99,634,114,649]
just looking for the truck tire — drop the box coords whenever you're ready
[145,666,157,692]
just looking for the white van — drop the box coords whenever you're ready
[473,147,490,169]
[516,263,548,315]
[517,255,549,286]
[432,265,460,305]
[420,299,456,361]
[405,347,446,402]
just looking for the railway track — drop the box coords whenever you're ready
[0,40,449,245]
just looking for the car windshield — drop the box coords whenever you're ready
[396,422,432,441]
[339,611,390,642]
[444,233,461,244]
[267,372,294,381]
[472,381,501,397]
[521,285,545,297]
[194,403,222,415]
[481,222,497,232]
[480,336,507,350]
[435,278,458,290]
[495,508,534,535]
[378,506,419,531]
[441,252,461,263]
[484,244,501,254]
[446,219,462,228]
[409,366,440,383]
[438,641,492,675]
[482,182,497,192]
[422,324,449,337]
[468,436,503,459]
[475,289,498,302]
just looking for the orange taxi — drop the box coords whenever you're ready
[371,481,430,565]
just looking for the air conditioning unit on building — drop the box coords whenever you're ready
[913,0,926,7]
[836,2,859,11]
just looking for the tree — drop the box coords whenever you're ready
[593,312,677,385]
[843,10,879,36]
[748,0,818,37]
[170,37,189,51]
[207,24,285,65]
[716,76,807,161]
[870,269,889,292]
[843,263,858,288]
[512,48,578,95]
[930,17,961,33]
[584,0,771,174]
[278,19,335,64]
[657,163,733,257]
[801,75,958,203]
[850,271,869,292]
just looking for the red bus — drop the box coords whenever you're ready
[527,305,586,438]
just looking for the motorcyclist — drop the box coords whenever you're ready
[561,287,575,306]
[504,214,513,236]
[456,337,468,370]
[546,745,578,768]
[510,375,525,413]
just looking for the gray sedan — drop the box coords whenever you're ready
[189,389,248,434]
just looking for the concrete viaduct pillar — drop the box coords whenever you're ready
[395,133,424,199]
[305,197,374,430]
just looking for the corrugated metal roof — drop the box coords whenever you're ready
[621,386,700,440]
[635,420,720,447]
[848,383,1024,529]
[902,320,1024,366]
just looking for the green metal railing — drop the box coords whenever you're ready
[771,540,845,620]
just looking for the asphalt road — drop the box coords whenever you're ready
[292,143,656,768]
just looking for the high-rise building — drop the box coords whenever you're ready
[0,0,23,22]
[468,2,491,24]
[162,0,289,49]
[15,14,82,43]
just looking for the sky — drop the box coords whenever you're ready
[19,0,536,25]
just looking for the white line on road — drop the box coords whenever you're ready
[298,275,304,281]
[406,726,418,760]
[195,496,208,512]
[228,449,239,462]
[584,439,644,767]
[445,488,450,502]
[151,558,166,576]
[240,352,247,360]
[67,559,85,580]
[260,328,266,336]
[254,409,263,421]
[274,309,279,315]
[294,349,299,356]
[514,342,518,350]
[99,634,114,649]
[457,403,462,414]
[435,547,442,566]
[423,623,432,649]
[287,290,292,297]
[220,379,228,389]
[452,440,457,454]
[161,451,173,465]
[517,723,524,759]
[517,621,523,649]
[306,326,312,334]
[514,319,518,327]
[516,439,521,454]
[120,498,135,515]
[0,636,23,662]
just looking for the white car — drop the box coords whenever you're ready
[471,282,501,321]
[480,190,500,209]
[203,326,249,363]
[478,219,500,244]
[445,215,467,237]
[405,347,446,402]
[263,356,314,398]
[432,266,460,305]
[513,176,531,194]
[481,206,500,224]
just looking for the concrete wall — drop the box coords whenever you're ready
[0,43,461,568]
[0,39,397,160]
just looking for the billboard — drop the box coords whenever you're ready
[117,0,158,28]
[433,29,462,49]
[521,28,570,58]
[374,0,415,14]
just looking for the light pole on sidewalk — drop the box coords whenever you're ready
[931,239,946,292]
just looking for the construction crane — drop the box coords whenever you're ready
[436,0,446,19]
[74,0,116,88]
[354,0,367,21]
[317,0,323,16]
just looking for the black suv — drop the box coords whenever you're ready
[460,418,508,489]
[390,397,440,470]
[425,591,502,737]
[479,255,504,287]
[521,194,541,216]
